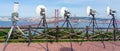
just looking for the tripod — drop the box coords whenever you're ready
[62,17,74,51]
[89,14,98,35]
[28,14,49,51]
[106,14,117,41]
[2,13,25,51]
[89,13,106,48]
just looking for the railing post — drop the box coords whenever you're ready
[28,25,32,46]
[56,26,59,42]
[86,26,89,41]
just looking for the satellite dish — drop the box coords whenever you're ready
[87,6,91,16]
[36,5,47,16]
[60,7,69,18]
[14,2,19,12]
[107,6,110,16]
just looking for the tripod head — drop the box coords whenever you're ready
[87,6,96,17]
[61,7,71,19]
[36,5,46,17]
[12,2,19,21]
[12,12,19,21]
[90,9,96,16]
[109,10,116,17]
[64,10,71,18]
[40,8,46,16]
[107,6,116,17]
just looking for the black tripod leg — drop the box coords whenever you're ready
[95,19,104,42]
[101,34,106,48]
[106,19,113,40]
[89,19,93,27]
[96,21,106,48]
[88,20,93,33]
[94,19,105,48]
[45,19,53,43]
[45,19,48,29]
[68,21,73,51]
[114,19,118,31]
[68,21,74,31]
[114,20,118,40]
[106,19,112,32]
[99,28,106,48]
[69,34,73,51]
[94,19,99,29]
[114,19,117,27]
[45,28,49,51]
[62,20,66,27]
[43,18,49,51]
[2,26,14,51]
[38,18,43,27]
[34,18,43,34]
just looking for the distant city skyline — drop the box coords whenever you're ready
[0,0,120,18]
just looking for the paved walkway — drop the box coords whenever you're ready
[0,41,120,51]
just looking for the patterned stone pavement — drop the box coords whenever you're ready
[0,41,120,51]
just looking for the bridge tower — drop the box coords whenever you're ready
[54,9,59,27]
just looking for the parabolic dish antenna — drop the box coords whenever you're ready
[107,6,110,16]
[14,2,19,12]
[87,6,91,16]
[60,7,69,18]
[36,5,47,16]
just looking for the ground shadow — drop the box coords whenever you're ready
[109,42,120,47]
[60,47,74,51]
[37,43,46,49]
[27,43,46,50]
[88,42,106,49]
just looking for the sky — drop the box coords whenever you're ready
[0,0,120,18]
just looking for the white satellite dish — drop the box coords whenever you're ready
[87,6,91,16]
[107,6,110,16]
[60,7,69,18]
[36,5,47,16]
[14,2,19,12]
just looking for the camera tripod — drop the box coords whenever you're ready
[106,14,118,41]
[28,15,49,51]
[2,16,25,51]
[89,14,99,35]
[88,14,106,48]
[62,17,74,51]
